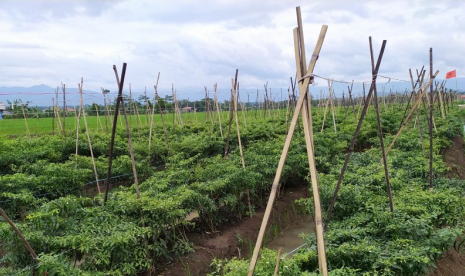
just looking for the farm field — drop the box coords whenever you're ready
[1,1,464,276]
[1,101,464,275]
[0,111,224,137]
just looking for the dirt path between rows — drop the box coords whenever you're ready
[159,136,465,276]
[159,184,310,276]
[428,136,465,276]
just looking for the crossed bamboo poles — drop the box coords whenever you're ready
[1,7,446,274]
[248,6,329,274]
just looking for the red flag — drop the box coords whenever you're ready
[446,70,456,79]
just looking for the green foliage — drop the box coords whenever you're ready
[1,105,464,275]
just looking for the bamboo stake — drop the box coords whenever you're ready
[156,86,170,151]
[348,82,357,120]
[20,101,30,138]
[172,88,183,127]
[102,88,109,132]
[129,84,133,129]
[62,83,66,137]
[224,85,236,159]
[263,82,268,119]
[285,88,291,133]
[296,14,314,149]
[148,73,161,157]
[382,85,386,112]
[231,73,252,218]
[294,17,327,274]
[273,247,282,276]
[268,87,274,117]
[144,87,149,125]
[52,98,55,135]
[438,85,446,119]
[214,83,224,139]
[55,88,59,133]
[204,88,209,123]
[237,83,247,128]
[320,97,330,132]
[428,48,434,190]
[79,79,101,193]
[384,70,439,157]
[113,65,140,198]
[118,105,123,128]
[442,82,449,115]
[416,99,426,156]
[104,63,127,203]
[75,104,81,156]
[0,207,38,262]
[135,104,143,132]
[107,98,114,127]
[248,23,328,276]
[194,101,198,121]
[326,39,387,228]
[177,91,183,126]
[255,89,259,118]
[209,89,215,123]
[247,91,250,118]
[328,80,337,133]
[207,87,215,135]
[368,37,393,213]
[129,84,141,137]
[421,76,438,133]
[54,99,63,135]
[95,104,103,131]
[409,69,426,156]
[362,83,366,105]
[306,85,313,145]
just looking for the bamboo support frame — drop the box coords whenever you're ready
[148,73,162,157]
[79,79,101,193]
[113,65,141,198]
[75,101,82,155]
[325,39,387,228]
[104,63,127,203]
[328,80,337,133]
[62,83,66,137]
[369,37,393,213]
[384,70,439,157]
[294,15,327,274]
[102,88,109,132]
[0,207,38,262]
[231,73,252,218]
[214,83,224,139]
[428,48,434,190]
[273,247,282,276]
[248,21,328,276]
[20,101,30,138]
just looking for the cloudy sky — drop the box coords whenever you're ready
[0,0,463,101]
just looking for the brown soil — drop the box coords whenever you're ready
[443,136,465,179]
[428,248,465,276]
[158,184,310,276]
[428,135,465,276]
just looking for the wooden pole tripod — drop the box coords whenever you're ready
[248,16,329,275]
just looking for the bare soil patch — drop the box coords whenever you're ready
[443,136,465,179]
[428,135,465,276]
[159,184,310,276]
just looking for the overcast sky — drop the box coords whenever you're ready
[0,0,463,101]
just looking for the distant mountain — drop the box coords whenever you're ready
[307,77,465,98]
[0,78,464,107]
[0,84,103,107]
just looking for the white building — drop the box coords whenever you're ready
[0,102,5,119]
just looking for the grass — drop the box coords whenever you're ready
[0,108,287,137]
[0,111,219,137]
